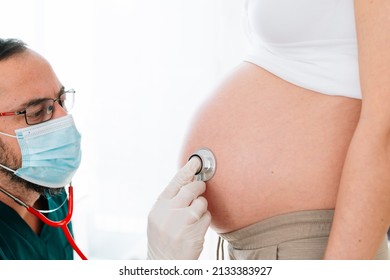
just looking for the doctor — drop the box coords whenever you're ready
[0,38,210,260]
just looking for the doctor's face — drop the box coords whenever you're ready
[0,49,66,195]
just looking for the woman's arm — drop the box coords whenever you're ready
[324,0,390,259]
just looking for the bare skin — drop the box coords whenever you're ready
[324,0,390,259]
[180,62,362,233]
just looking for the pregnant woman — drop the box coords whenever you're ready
[180,0,389,259]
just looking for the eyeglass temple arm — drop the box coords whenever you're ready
[0,112,19,116]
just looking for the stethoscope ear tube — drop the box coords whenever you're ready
[188,148,217,182]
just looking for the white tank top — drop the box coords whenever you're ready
[244,0,361,99]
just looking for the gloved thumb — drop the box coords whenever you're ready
[159,157,201,200]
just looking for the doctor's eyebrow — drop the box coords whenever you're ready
[17,86,65,111]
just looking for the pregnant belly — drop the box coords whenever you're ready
[179,62,362,233]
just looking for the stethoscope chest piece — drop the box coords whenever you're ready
[188,148,217,182]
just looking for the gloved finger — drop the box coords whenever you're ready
[185,196,209,225]
[185,210,211,241]
[159,157,201,200]
[171,180,206,208]
[196,210,211,237]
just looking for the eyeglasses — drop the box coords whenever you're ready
[0,88,75,125]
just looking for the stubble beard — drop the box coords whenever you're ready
[0,138,64,197]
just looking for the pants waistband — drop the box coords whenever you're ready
[219,209,334,250]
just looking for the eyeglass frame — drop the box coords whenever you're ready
[0,87,75,125]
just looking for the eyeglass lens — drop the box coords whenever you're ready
[25,91,74,125]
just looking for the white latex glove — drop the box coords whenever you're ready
[147,157,211,260]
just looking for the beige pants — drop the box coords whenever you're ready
[219,209,389,260]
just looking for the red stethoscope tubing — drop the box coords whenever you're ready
[26,186,88,260]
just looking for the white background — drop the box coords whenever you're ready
[1,0,247,259]
[2,260,390,280]
[3,260,390,279]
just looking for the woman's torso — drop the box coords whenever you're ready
[179,0,361,233]
[180,62,361,233]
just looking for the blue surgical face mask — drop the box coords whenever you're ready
[0,115,81,188]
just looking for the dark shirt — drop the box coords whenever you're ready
[0,191,73,259]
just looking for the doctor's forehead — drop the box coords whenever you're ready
[0,49,61,97]
[0,39,27,92]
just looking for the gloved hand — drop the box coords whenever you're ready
[147,157,211,260]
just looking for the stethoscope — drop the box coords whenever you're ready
[0,183,88,260]
[189,148,217,182]
[0,148,217,261]
[190,148,225,259]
